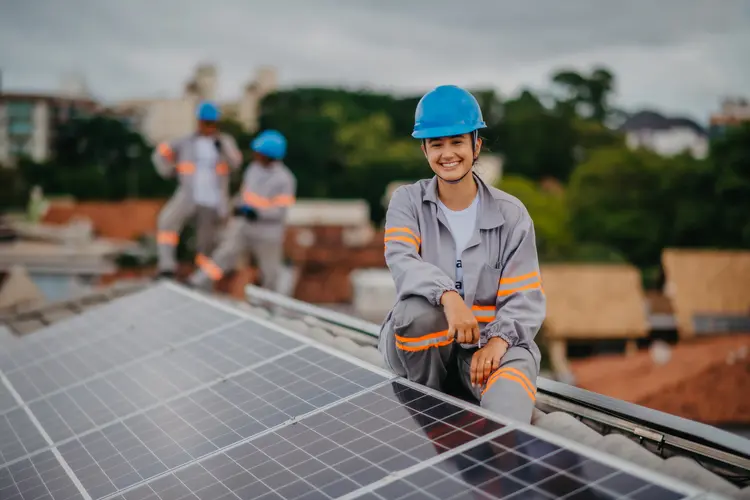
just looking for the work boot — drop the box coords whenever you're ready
[153,270,175,281]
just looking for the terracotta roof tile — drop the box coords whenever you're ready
[571,334,750,424]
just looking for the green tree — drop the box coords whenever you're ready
[552,66,615,122]
[497,90,578,181]
[567,147,670,267]
[496,175,573,260]
[709,123,750,247]
[18,116,171,200]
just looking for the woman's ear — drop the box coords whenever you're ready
[474,136,483,160]
[421,142,428,158]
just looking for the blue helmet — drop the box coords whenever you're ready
[412,85,486,139]
[196,100,220,122]
[251,130,287,159]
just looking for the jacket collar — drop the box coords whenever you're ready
[423,172,505,230]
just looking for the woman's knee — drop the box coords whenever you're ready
[392,296,447,338]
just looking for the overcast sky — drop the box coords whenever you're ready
[1,0,748,123]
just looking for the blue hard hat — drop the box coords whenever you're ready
[251,130,287,159]
[196,101,220,122]
[412,85,486,139]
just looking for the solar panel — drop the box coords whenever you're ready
[0,284,709,499]
[362,426,689,500]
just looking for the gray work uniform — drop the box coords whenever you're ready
[152,133,242,273]
[378,173,546,423]
[188,161,297,292]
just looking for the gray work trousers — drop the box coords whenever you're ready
[379,296,539,424]
[188,216,283,292]
[157,190,221,273]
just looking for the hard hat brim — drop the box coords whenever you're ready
[412,122,487,139]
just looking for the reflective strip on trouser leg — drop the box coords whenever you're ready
[156,191,195,272]
[468,346,538,423]
[395,330,454,351]
[195,254,224,281]
[390,296,454,391]
[188,217,247,288]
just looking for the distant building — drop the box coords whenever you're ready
[619,110,708,159]
[0,92,98,165]
[709,97,750,136]
[113,64,278,145]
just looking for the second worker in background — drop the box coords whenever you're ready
[188,129,297,292]
[153,101,243,279]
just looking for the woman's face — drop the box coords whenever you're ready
[422,133,480,182]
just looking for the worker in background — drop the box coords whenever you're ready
[379,85,546,424]
[152,101,242,280]
[188,129,296,292]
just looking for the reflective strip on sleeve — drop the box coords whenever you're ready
[215,162,229,175]
[242,191,295,209]
[384,227,421,252]
[497,271,543,297]
[157,231,179,246]
[394,330,453,352]
[176,162,196,175]
[271,194,295,207]
[472,305,495,323]
[158,143,174,161]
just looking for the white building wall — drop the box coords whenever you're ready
[625,128,708,160]
[0,104,9,165]
[31,101,50,163]
[140,97,198,145]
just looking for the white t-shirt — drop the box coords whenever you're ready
[192,136,220,208]
[438,195,480,297]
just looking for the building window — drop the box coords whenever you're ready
[8,120,33,135]
[6,101,34,119]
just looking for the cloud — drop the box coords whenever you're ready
[1,0,747,121]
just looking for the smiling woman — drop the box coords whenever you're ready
[377,85,547,425]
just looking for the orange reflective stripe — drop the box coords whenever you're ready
[497,281,543,297]
[215,162,229,175]
[384,227,421,253]
[472,305,495,323]
[395,329,453,352]
[243,192,271,208]
[385,227,421,245]
[499,271,539,285]
[384,235,420,252]
[482,367,536,401]
[158,143,174,161]
[195,254,223,281]
[176,162,195,175]
[271,194,295,207]
[242,191,295,209]
[157,231,179,246]
[498,271,544,297]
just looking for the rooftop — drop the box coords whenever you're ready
[4,281,747,498]
[619,110,707,136]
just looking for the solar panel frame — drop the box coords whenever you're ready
[0,283,714,499]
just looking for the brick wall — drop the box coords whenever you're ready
[44,199,165,240]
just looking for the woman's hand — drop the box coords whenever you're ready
[470,337,509,387]
[440,291,480,344]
